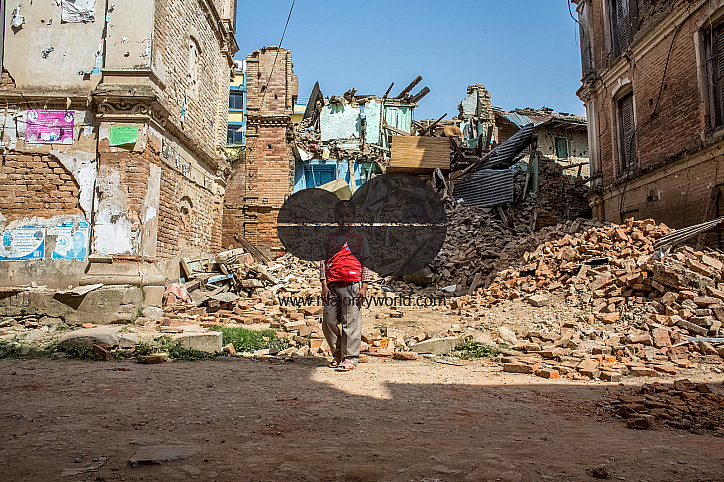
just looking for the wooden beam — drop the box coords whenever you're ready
[382,122,410,136]
[417,113,447,136]
[383,82,395,99]
[395,76,422,99]
[409,87,430,104]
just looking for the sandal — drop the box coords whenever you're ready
[329,358,341,368]
[335,360,356,372]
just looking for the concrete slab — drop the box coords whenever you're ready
[172,332,222,353]
[128,444,200,467]
[58,326,123,348]
[409,336,462,355]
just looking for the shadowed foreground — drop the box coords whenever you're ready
[0,358,722,481]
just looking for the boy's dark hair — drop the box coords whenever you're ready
[334,200,356,217]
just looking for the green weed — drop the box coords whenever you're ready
[453,341,500,360]
[208,326,290,353]
[133,335,217,361]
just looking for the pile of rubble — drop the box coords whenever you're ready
[441,216,724,380]
[410,157,589,294]
[613,379,724,432]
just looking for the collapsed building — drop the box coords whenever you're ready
[292,76,430,192]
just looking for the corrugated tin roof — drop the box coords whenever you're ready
[654,216,724,250]
[452,169,514,208]
[505,112,536,128]
[470,123,535,171]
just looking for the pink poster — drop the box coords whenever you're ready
[26,110,74,145]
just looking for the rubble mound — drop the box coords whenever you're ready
[447,216,724,381]
[613,380,724,432]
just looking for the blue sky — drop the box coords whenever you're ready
[235,1,586,120]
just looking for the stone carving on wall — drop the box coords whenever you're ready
[95,99,168,128]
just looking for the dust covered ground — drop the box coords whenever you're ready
[1,354,723,482]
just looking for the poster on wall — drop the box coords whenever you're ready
[51,222,89,261]
[25,110,74,145]
[0,226,45,261]
[109,125,139,147]
[61,0,95,23]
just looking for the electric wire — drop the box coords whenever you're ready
[618,18,684,221]
[258,0,296,110]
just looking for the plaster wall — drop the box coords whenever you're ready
[4,1,105,93]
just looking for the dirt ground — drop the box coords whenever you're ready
[1,355,723,482]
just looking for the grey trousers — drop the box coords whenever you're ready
[322,282,361,364]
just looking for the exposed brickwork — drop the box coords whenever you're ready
[223,47,298,250]
[578,0,722,228]
[154,159,220,258]
[153,0,234,168]
[97,150,153,230]
[0,69,16,91]
[0,154,81,222]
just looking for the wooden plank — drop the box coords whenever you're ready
[467,272,482,295]
[389,136,451,170]
[233,234,271,265]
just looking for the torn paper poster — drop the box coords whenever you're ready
[61,0,95,23]
[11,6,25,28]
[26,110,74,145]
[51,222,89,260]
[0,226,45,261]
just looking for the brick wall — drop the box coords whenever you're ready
[154,0,232,167]
[579,0,722,227]
[223,47,297,251]
[0,153,81,222]
[97,145,222,259]
[157,160,220,258]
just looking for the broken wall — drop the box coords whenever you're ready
[223,47,296,251]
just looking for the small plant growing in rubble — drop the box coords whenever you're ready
[209,326,290,353]
[133,335,217,361]
[453,341,499,360]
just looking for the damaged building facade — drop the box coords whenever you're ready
[222,47,298,253]
[1,0,238,287]
[574,0,724,228]
[494,108,589,177]
[294,79,426,191]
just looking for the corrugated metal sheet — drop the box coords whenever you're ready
[472,123,535,171]
[653,216,724,250]
[505,112,535,128]
[452,169,514,208]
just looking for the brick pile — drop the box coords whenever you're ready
[449,216,724,380]
[613,379,724,433]
[425,157,590,294]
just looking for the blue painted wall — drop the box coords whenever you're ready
[294,158,376,192]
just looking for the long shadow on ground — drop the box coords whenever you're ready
[0,357,722,482]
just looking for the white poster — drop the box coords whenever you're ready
[61,0,95,23]
[0,226,45,261]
